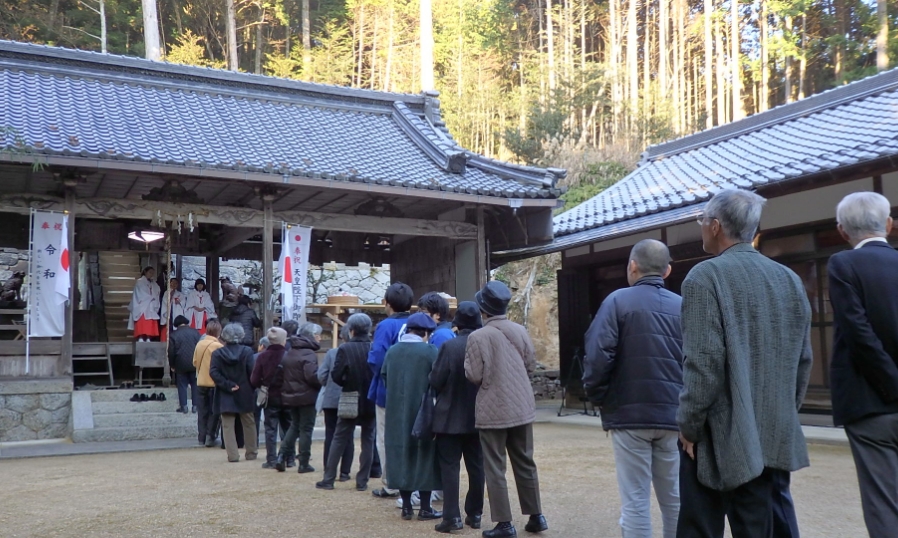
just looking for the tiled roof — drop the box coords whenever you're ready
[555,67,898,237]
[0,41,564,200]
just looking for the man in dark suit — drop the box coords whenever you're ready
[829,191,898,537]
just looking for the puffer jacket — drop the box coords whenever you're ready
[464,316,536,429]
[581,276,684,431]
[210,343,255,414]
[281,335,322,407]
[228,304,261,346]
[168,325,201,373]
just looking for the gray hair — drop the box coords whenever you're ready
[299,322,323,339]
[836,192,892,241]
[221,323,245,344]
[346,313,372,337]
[704,189,766,243]
[258,336,270,349]
[282,319,300,337]
[629,239,671,276]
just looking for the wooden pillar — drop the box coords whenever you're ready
[61,187,76,377]
[475,206,487,290]
[262,197,275,329]
[208,256,220,312]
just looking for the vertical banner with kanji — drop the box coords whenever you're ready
[278,224,312,323]
[29,211,70,337]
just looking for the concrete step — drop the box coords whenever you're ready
[72,425,197,443]
[91,400,182,414]
[93,411,198,429]
[89,388,180,402]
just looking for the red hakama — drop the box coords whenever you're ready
[191,312,208,336]
[133,315,160,338]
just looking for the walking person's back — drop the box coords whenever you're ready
[677,189,812,538]
[582,239,683,538]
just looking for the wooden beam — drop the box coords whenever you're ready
[62,187,76,377]
[215,227,262,255]
[0,194,479,240]
[262,199,274,330]
[475,206,487,290]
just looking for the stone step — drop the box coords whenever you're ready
[91,400,182,414]
[89,388,180,402]
[72,425,197,443]
[92,412,198,429]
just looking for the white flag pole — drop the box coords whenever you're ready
[25,208,34,375]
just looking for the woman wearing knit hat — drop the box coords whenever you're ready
[381,312,443,522]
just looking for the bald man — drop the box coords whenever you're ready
[582,239,684,538]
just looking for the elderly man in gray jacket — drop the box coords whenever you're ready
[677,189,812,538]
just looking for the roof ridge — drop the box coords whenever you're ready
[644,67,898,161]
[0,39,425,110]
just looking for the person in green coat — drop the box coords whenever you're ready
[382,312,443,522]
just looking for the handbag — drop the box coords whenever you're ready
[256,350,285,408]
[411,388,436,440]
[338,391,359,420]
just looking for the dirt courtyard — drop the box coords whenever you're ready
[0,423,865,537]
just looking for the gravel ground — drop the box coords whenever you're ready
[0,423,865,537]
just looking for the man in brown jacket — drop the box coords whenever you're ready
[465,281,547,538]
[193,318,223,447]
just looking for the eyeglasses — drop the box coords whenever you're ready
[696,214,717,226]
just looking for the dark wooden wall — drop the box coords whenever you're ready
[391,236,458,298]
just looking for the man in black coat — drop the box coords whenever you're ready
[229,295,261,347]
[829,191,898,537]
[582,239,683,538]
[430,302,485,533]
[168,315,201,414]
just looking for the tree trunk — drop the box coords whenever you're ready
[715,14,726,125]
[254,9,264,75]
[660,0,669,101]
[730,0,743,120]
[420,0,435,91]
[371,8,379,89]
[226,0,237,70]
[798,13,806,99]
[644,1,652,120]
[878,0,889,71]
[704,0,713,126]
[356,5,365,87]
[759,0,768,111]
[784,15,792,103]
[99,0,107,54]
[835,0,844,84]
[627,0,638,109]
[141,0,161,61]
[547,0,556,92]
[609,0,620,133]
[385,0,394,91]
[302,0,310,73]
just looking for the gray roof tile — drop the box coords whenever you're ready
[555,69,898,237]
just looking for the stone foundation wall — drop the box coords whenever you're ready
[0,247,29,288]
[531,370,561,401]
[0,380,72,442]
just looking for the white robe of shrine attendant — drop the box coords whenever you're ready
[185,289,215,333]
[160,289,185,326]
[127,277,161,330]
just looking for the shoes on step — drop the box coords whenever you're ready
[138,393,148,402]
[261,462,277,469]
[149,393,158,401]
[482,522,516,538]
[158,393,166,401]
[338,473,351,482]
[204,435,216,448]
[356,483,368,491]
[297,464,315,474]
[372,487,400,498]
[275,457,286,472]
[435,517,464,533]
[417,508,442,521]
[191,406,197,413]
[315,480,334,490]
[130,394,140,402]
[401,507,414,521]
[465,514,482,529]
[524,514,548,533]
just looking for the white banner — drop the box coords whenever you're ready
[278,224,312,323]
[29,211,70,337]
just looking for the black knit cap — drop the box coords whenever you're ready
[452,301,483,331]
[475,281,512,317]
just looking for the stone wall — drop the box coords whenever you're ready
[0,380,72,442]
[530,370,561,401]
[0,247,28,287]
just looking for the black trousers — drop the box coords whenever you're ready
[322,415,376,488]
[845,412,898,537]
[676,446,797,538]
[436,432,485,520]
[196,387,220,444]
[263,404,293,464]
[279,404,317,466]
[323,408,354,475]
[175,371,198,410]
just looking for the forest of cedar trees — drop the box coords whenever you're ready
[1,0,893,367]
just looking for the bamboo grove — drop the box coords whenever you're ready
[2,0,895,184]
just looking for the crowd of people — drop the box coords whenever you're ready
[165,279,549,537]
[582,189,898,538]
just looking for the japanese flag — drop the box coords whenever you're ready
[279,225,294,319]
[55,214,70,304]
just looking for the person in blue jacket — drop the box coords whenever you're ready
[368,282,413,498]
[418,292,455,349]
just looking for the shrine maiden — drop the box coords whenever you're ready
[128,267,161,341]
[160,277,186,342]
[186,278,216,335]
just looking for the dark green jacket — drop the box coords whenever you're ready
[382,340,441,492]
[677,243,812,491]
